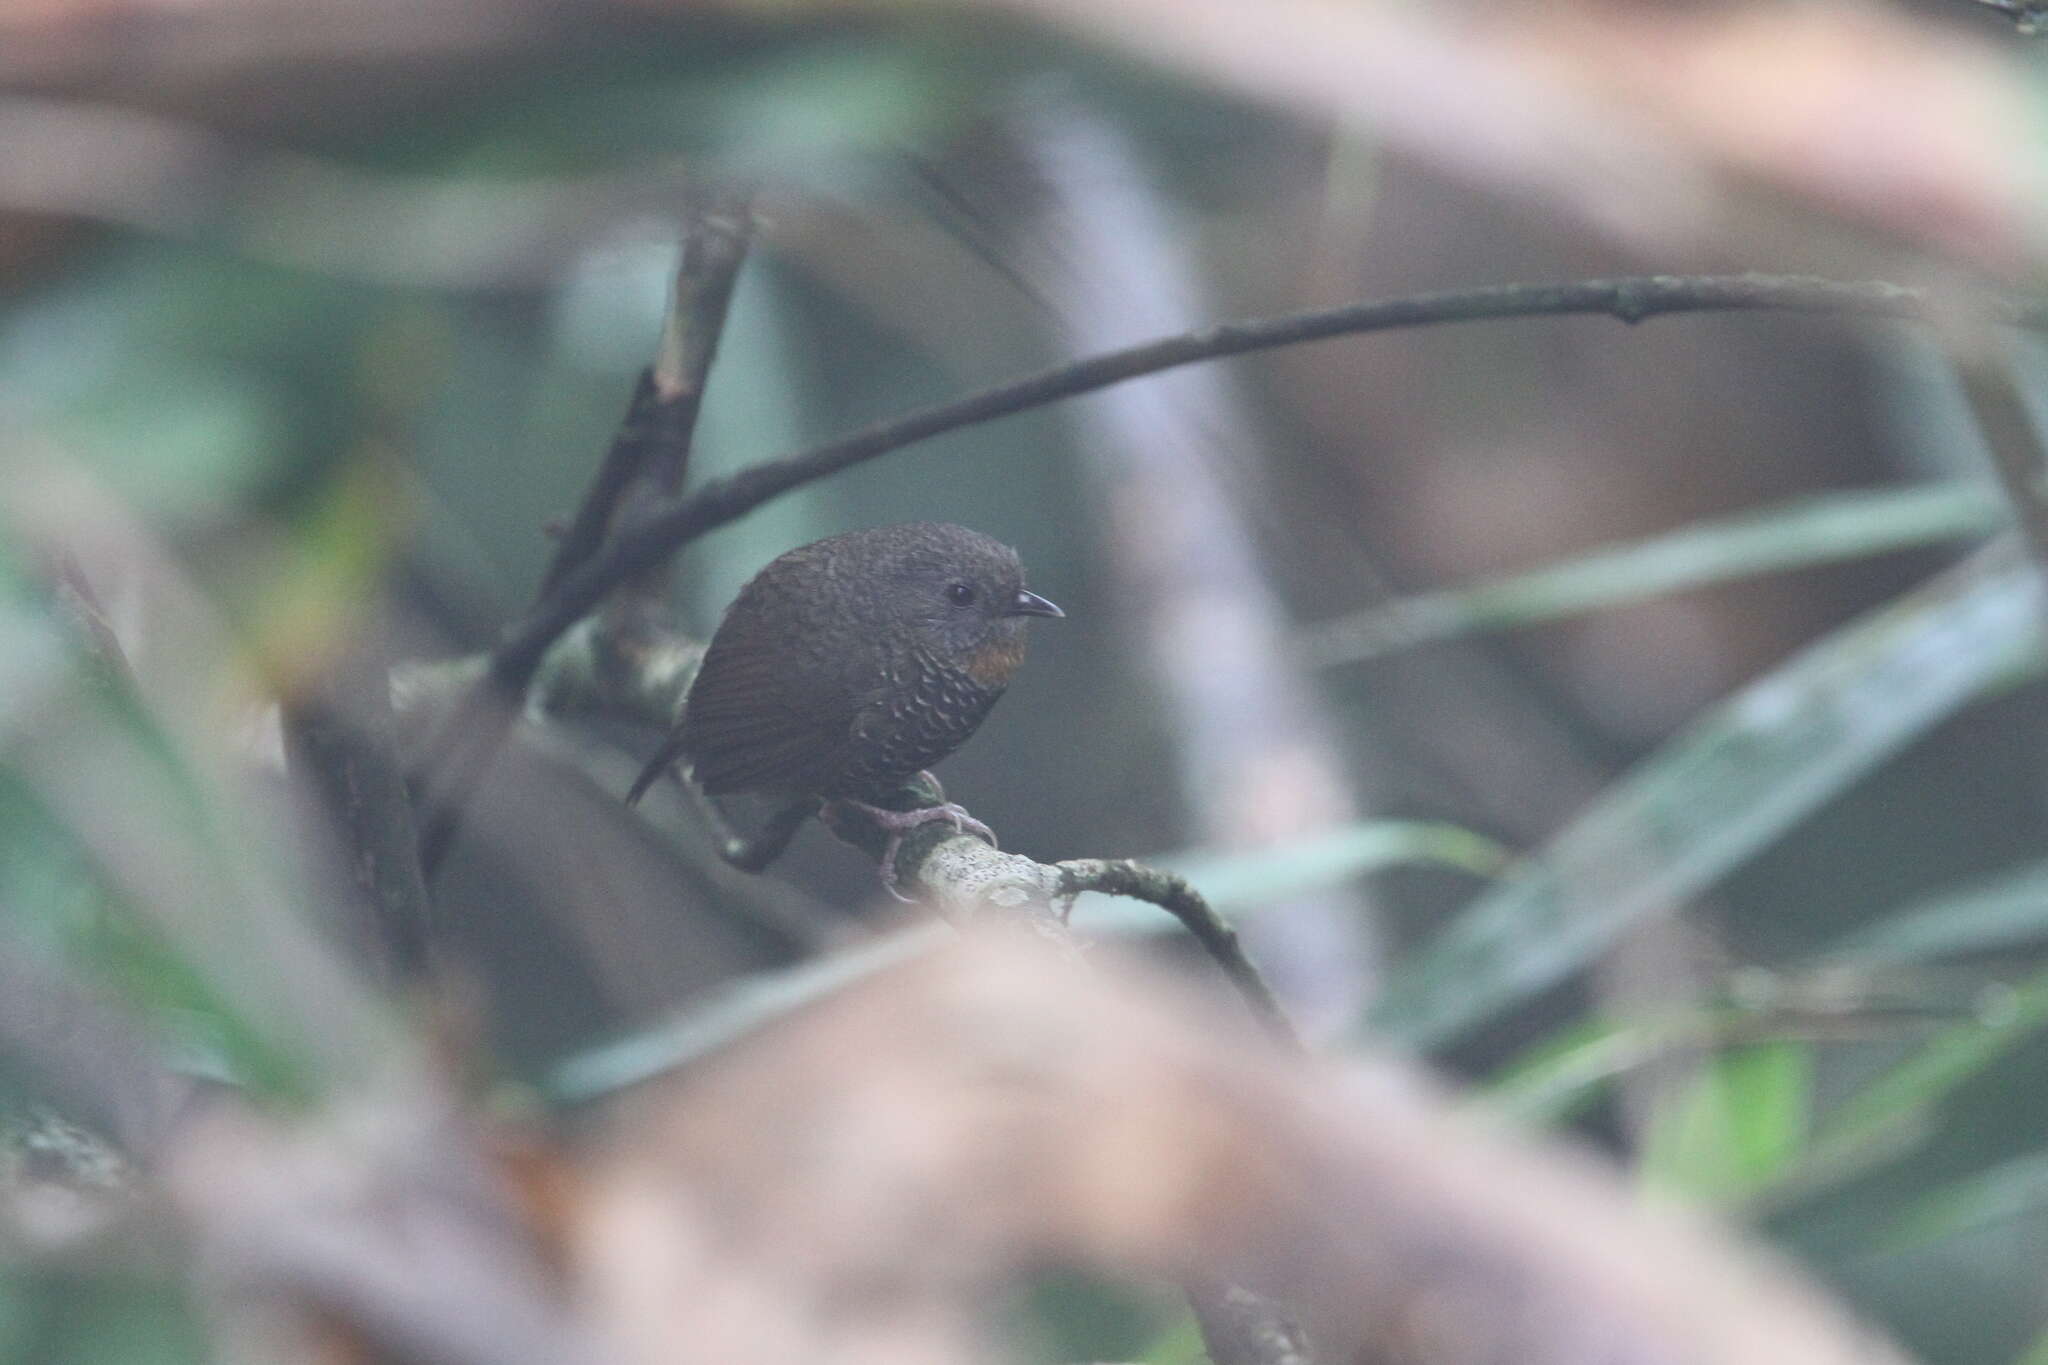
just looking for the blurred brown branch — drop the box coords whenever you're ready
[802,764,1318,1365]
[20,3,2036,266]
[992,0,2047,268]
[1,0,563,89]
[166,1086,606,1365]
[576,929,1910,1365]
[0,853,1923,1365]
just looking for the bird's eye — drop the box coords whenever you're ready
[944,582,977,607]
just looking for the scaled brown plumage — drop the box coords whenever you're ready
[627,522,1062,876]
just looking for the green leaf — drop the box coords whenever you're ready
[0,1266,205,1365]
[1483,1015,1669,1127]
[1639,1042,1814,1205]
[42,366,284,524]
[1824,858,2048,966]
[1804,961,2048,1176]
[1170,821,1510,911]
[1302,481,2006,666]
[1136,1308,1210,1365]
[1009,1267,1178,1365]
[1875,1148,2048,1253]
[548,927,948,1103]
[0,538,383,1103]
[1367,544,2042,1048]
[2017,1319,2048,1365]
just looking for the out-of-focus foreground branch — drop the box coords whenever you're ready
[0,809,1916,1365]
[575,928,1909,1365]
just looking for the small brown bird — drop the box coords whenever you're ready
[627,522,1063,885]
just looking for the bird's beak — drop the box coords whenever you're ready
[1009,588,1065,619]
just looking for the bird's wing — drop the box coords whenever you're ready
[677,607,862,798]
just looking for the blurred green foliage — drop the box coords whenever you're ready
[0,1268,204,1365]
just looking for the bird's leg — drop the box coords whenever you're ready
[827,773,996,900]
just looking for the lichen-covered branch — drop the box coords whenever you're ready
[820,788,1300,1048]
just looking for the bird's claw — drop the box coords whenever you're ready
[832,799,996,901]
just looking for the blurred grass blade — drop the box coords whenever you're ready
[1166,822,1508,910]
[1639,1042,1813,1206]
[1873,1148,2048,1253]
[1368,542,2041,1048]
[1481,1008,1750,1128]
[1068,820,1510,935]
[1136,1310,1208,1365]
[548,926,946,1103]
[0,494,396,1101]
[1822,858,2048,965]
[1482,1016,1666,1126]
[1301,481,2005,666]
[1805,961,2048,1175]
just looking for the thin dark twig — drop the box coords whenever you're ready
[283,648,436,984]
[1059,858,1301,1050]
[417,196,754,873]
[533,369,670,597]
[431,274,2045,876]
[537,194,754,597]
[506,275,2048,678]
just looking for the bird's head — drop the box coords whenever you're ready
[866,523,1063,683]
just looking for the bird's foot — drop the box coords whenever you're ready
[828,797,997,902]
